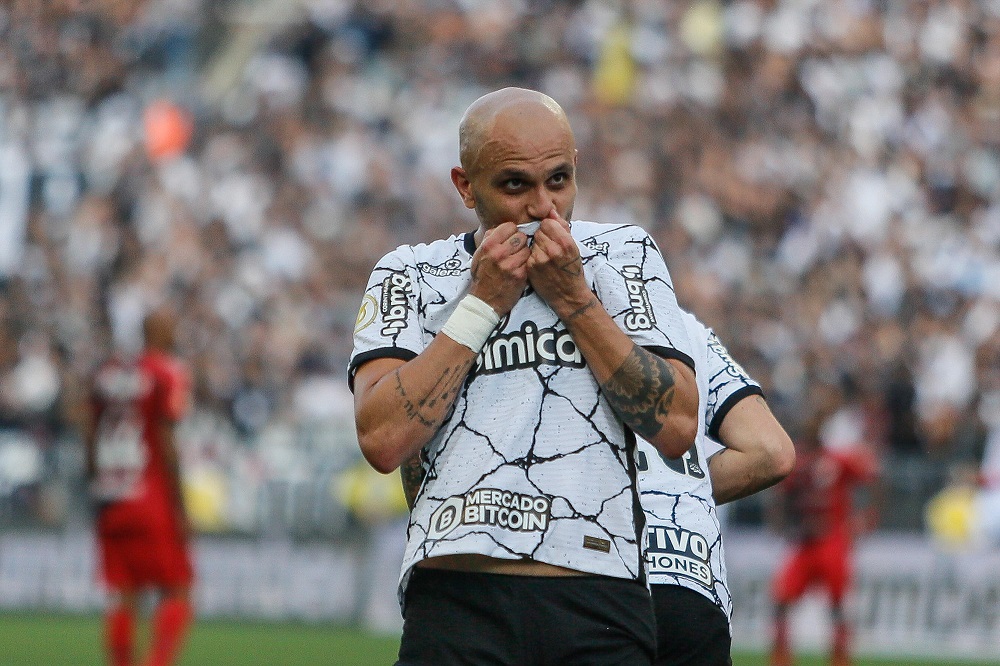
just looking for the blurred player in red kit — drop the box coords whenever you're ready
[769,407,880,666]
[85,309,194,666]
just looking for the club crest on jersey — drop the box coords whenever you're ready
[355,294,378,333]
[428,489,552,540]
[622,266,655,331]
[417,258,464,277]
[646,526,714,587]
[380,272,412,336]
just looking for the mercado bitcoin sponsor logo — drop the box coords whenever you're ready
[428,489,552,539]
[622,266,655,331]
[380,271,412,336]
[475,321,585,375]
[646,525,713,587]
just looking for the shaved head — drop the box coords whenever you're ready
[143,307,176,352]
[459,88,573,175]
[451,87,578,229]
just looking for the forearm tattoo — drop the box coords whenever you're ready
[393,359,473,431]
[600,345,676,441]
[564,297,598,322]
[400,453,426,511]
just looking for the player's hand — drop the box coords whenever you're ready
[527,209,590,319]
[469,222,530,316]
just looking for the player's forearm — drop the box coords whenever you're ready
[355,336,478,474]
[709,447,789,505]
[558,296,697,458]
[710,395,795,504]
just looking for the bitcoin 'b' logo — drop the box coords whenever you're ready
[428,497,464,539]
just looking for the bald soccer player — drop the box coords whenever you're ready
[86,309,194,666]
[350,88,699,665]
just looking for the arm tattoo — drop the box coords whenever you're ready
[393,360,472,430]
[564,297,598,322]
[400,453,426,511]
[600,345,676,441]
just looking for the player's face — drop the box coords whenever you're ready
[453,110,577,229]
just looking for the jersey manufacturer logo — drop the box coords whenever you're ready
[476,322,584,375]
[355,294,378,333]
[622,266,655,331]
[417,258,464,277]
[428,489,552,540]
[380,272,412,336]
[646,526,713,587]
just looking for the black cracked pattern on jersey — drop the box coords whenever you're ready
[398,228,681,579]
[413,352,642,575]
[642,488,730,611]
[705,333,756,427]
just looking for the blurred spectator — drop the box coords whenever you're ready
[0,0,997,533]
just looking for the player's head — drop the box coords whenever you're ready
[142,307,176,352]
[451,87,578,229]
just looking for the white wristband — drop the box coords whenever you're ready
[441,294,501,351]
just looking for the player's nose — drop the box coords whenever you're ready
[525,186,555,221]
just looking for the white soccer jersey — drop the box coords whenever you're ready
[349,221,694,603]
[638,312,762,625]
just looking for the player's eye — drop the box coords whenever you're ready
[502,178,525,191]
[549,172,569,187]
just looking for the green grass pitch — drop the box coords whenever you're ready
[0,613,991,665]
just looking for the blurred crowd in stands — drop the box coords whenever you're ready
[0,0,999,536]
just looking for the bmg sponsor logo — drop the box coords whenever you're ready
[428,489,552,539]
[622,266,655,331]
[380,272,412,336]
[646,526,713,587]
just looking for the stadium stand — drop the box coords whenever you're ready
[0,0,997,543]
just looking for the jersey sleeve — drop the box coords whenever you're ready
[593,226,693,369]
[348,247,424,391]
[704,330,763,441]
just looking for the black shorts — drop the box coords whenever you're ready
[651,585,731,666]
[397,567,656,666]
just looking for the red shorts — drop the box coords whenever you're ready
[772,532,851,605]
[97,493,193,590]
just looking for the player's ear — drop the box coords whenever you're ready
[451,167,476,209]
